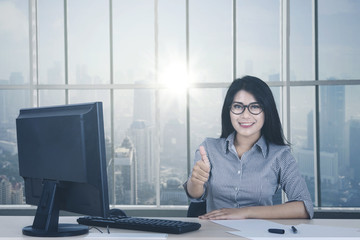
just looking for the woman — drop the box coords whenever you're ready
[184,76,313,220]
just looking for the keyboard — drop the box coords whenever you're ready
[77,216,201,234]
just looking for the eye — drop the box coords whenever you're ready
[249,104,261,110]
[233,103,244,110]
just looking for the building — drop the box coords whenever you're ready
[114,137,137,204]
[0,176,12,204]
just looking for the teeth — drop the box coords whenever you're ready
[240,123,253,126]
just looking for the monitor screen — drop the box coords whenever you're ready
[16,102,109,237]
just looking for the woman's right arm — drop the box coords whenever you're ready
[186,146,211,198]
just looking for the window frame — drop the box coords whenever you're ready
[1,0,360,215]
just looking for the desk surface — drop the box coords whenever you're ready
[1,216,360,239]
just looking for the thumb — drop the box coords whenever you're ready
[199,146,210,168]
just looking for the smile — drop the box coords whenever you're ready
[239,122,255,128]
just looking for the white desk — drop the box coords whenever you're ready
[1,216,360,239]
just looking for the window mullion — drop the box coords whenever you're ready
[64,0,69,104]
[280,0,290,204]
[312,0,321,208]
[29,0,38,107]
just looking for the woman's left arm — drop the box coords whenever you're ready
[199,201,309,220]
[278,149,314,218]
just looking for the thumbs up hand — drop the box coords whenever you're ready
[190,146,210,186]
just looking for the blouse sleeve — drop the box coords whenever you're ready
[278,149,314,219]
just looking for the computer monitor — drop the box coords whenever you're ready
[16,102,110,237]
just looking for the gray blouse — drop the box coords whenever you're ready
[184,132,314,218]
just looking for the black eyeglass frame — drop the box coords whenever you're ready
[229,102,264,115]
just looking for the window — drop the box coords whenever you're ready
[1,0,360,210]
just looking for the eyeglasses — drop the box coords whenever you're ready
[229,102,263,115]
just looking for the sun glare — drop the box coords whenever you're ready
[159,63,188,92]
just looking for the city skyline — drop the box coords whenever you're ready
[1,69,360,207]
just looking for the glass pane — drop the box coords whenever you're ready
[320,85,360,207]
[67,0,110,84]
[0,90,30,204]
[189,89,224,161]
[290,86,315,204]
[113,89,157,205]
[69,90,112,204]
[113,90,134,204]
[0,0,29,84]
[289,0,313,81]
[157,2,188,205]
[318,0,360,80]
[236,0,280,81]
[38,90,65,106]
[113,0,155,84]
[189,0,232,83]
[37,0,65,84]
[158,0,187,88]
[159,90,187,205]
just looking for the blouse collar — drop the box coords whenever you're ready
[224,132,268,158]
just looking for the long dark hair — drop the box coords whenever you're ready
[220,75,288,146]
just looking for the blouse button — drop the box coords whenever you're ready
[237,170,241,174]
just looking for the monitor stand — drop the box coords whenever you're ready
[22,180,89,237]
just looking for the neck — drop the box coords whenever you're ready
[234,133,260,157]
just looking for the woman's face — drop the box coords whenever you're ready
[230,90,265,141]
